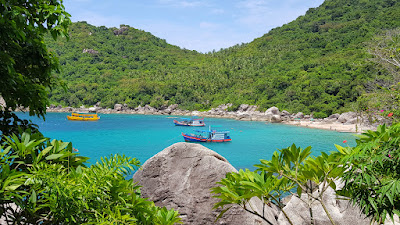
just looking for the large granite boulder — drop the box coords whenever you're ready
[132,142,276,225]
[338,112,357,123]
[294,112,304,119]
[270,114,282,123]
[265,106,280,115]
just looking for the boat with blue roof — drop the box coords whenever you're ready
[182,127,231,142]
[173,117,205,127]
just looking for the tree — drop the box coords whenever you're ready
[356,29,400,124]
[0,0,70,135]
[368,28,400,85]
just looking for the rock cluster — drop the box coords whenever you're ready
[113,26,129,35]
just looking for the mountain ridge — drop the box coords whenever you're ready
[46,0,400,117]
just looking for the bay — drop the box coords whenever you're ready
[17,112,356,170]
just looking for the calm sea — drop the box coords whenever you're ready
[16,112,356,170]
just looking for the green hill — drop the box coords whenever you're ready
[46,0,400,117]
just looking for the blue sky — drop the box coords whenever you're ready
[64,0,325,53]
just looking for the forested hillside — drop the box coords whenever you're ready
[46,0,400,117]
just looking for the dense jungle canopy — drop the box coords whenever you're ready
[45,0,400,117]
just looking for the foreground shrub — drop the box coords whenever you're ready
[0,131,181,224]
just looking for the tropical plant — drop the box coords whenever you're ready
[0,131,181,224]
[336,124,400,224]
[212,144,344,225]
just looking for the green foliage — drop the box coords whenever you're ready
[0,0,71,136]
[356,28,400,124]
[45,1,400,115]
[0,131,181,224]
[336,123,400,224]
[0,0,70,117]
[212,144,344,225]
[313,111,328,119]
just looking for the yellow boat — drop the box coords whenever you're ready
[67,112,100,121]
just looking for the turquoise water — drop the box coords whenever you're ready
[17,112,357,170]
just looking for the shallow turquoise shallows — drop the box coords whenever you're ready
[16,112,357,170]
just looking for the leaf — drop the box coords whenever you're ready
[30,189,37,204]
[4,184,22,191]
[45,153,64,160]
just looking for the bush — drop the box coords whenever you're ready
[0,130,181,224]
[313,111,328,118]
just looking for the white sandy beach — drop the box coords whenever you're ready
[283,120,376,133]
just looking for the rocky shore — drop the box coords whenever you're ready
[45,103,377,133]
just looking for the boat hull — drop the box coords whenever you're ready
[182,133,231,142]
[67,116,99,121]
[173,120,205,127]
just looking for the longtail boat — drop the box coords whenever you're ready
[173,117,205,127]
[67,112,100,121]
[182,127,231,142]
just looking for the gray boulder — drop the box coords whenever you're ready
[113,26,129,35]
[114,104,123,111]
[281,110,290,117]
[346,118,359,124]
[270,115,282,123]
[338,112,357,123]
[328,113,341,119]
[132,142,275,225]
[294,112,304,119]
[278,185,368,225]
[277,182,399,225]
[238,104,250,112]
[265,106,280,115]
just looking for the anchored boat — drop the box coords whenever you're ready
[173,117,205,127]
[67,112,100,121]
[182,127,231,142]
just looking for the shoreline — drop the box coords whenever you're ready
[282,120,373,133]
[43,104,377,134]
